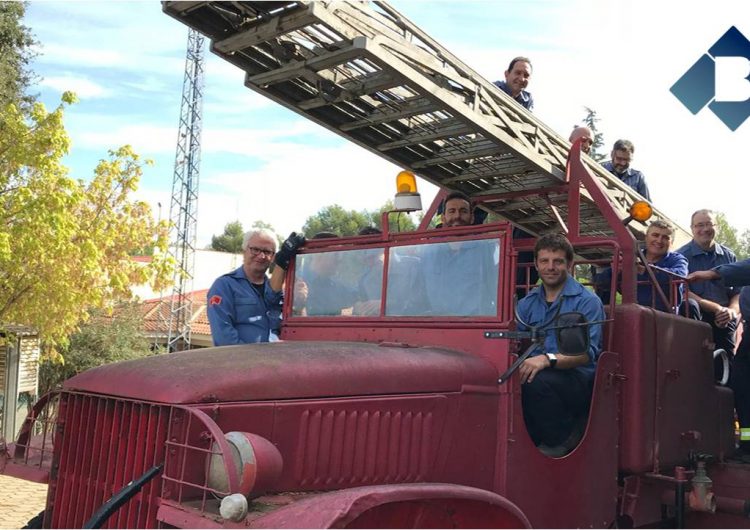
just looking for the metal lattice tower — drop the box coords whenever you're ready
[166,28,205,352]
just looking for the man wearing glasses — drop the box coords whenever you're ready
[207,229,303,345]
[677,209,741,356]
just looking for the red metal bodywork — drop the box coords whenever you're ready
[2,143,749,528]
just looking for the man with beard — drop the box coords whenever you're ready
[493,56,534,111]
[517,233,605,457]
[423,191,499,315]
[603,139,651,201]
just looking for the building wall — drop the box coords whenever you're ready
[0,336,40,395]
[131,249,241,301]
[1,334,40,439]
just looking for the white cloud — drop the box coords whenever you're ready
[40,75,108,99]
[182,142,440,245]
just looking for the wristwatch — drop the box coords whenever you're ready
[546,353,558,369]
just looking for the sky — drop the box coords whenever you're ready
[23,0,750,247]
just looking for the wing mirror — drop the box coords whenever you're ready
[555,312,590,356]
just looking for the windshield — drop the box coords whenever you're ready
[292,238,500,318]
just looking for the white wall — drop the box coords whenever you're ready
[131,249,241,301]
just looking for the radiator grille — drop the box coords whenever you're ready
[47,392,169,528]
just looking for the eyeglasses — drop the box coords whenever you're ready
[692,222,715,230]
[247,246,275,258]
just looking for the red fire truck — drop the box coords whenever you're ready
[2,1,749,528]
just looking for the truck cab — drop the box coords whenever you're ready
[3,206,744,528]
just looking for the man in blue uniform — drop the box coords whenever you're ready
[595,220,698,316]
[423,191,498,316]
[602,139,651,201]
[493,57,534,111]
[677,209,741,355]
[207,229,304,345]
[688,258,750,459]
[517,234,605,457]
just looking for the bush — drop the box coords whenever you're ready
[39,302,156,394]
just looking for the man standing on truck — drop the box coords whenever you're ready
[688,259,750,460]
[493,56,534,111]
[677,209,741,356]
[207,229,304,345]
[602,139,651,201]
[569,126,594,155]
[517,233,605,457]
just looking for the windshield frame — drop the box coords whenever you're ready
[283,223,510,324]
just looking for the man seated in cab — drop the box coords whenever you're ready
[292,232,359,317]
[595,220,699,317]
[424,191,498,316]
[517,233,605,457]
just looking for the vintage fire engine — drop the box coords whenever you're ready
[2,1,749,528]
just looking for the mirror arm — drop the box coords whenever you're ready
[498,340,542,384]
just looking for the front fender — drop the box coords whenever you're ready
[248,483,531,528]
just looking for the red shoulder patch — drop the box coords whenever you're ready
[209,295,222,306]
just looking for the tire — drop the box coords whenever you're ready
[22,510,44,529]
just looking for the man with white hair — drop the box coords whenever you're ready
[207,229,304,345]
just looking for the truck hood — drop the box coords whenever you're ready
[64,341,497,404]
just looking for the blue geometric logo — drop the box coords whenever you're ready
[671,26,750,131]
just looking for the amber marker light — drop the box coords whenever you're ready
[630,201,653,222]
[396,170,418,193]
[394,170,422,211]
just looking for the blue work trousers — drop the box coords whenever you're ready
[522,368,592,447]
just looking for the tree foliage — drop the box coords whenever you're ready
[0,2,37,109]
[210,220,244,253]
[581,106,606,162]
[209,219,284,252]
[303,201,417,237]
[0,95,173,346]
[38,303,156,394]
[714,212,750,260]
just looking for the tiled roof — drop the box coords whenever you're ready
[141,289,211,337]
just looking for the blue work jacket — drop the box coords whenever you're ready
[207,266,283,346]
[602,161,651,202]
[677,240,738,306]
[715,258,750,287]
[517,276,605,380]
[493,80,534,111]
[715,259,750,320]
[595,251,688,312]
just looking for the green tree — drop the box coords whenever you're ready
[581,106,605,162]
[0,2,37,108]
[303,204,372,236]
[714,212,749,260]
[303,201,418,237]
[211,220,244,253]
[739,229,750,261]
[38,303,156,394]
[0,94,173,346]
[251,219,283,246]
[369,200,417,233]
